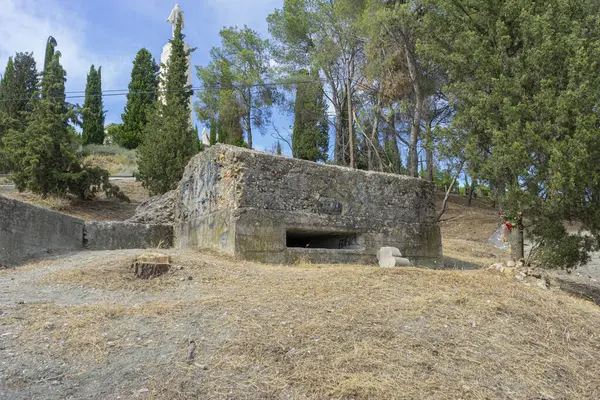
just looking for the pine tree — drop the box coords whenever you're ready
[292,70,329,162]
[137,18,199,195]
[217,59,244,146]
[121,48,159,149]
[276,141,282,155]
[209,118,217,145]
[82,65,105,144]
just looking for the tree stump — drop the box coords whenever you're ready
[132,253,170,279]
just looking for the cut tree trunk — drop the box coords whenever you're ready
[132,253,170,279]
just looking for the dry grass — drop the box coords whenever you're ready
[29,251,600,399]
[1,180,148,221]
[83,152,137,176]
[437,194,510,268]
[0,191,71,211]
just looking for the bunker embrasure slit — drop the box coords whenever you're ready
[286,230,361,249]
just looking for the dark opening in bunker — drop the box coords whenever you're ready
[286,230,361,249]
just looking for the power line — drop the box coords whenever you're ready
[0,79,332,103]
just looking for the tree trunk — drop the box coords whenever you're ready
[437,161,465,221]
[247,90,253,149]
[346,67,355,169]
[510,217,525,261]
[425,120,434,182]
[405,43,423,178]
[467,178,476,207]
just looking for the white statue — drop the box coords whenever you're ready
[167,4,184,38]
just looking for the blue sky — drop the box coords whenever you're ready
[0,0,288,153]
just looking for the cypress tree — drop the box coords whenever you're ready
[276,141,282,155]
[0,53,38,172]
[121,48,159,149]
[6,50,76,195]
[82,65,105,144]
[43,36,57,75]
[3,44,126,201]
[209,118,217,145]
[137,18,199,195]
[291,70,329,162]
[0,57,15,143]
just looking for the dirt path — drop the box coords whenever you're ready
[0,250,228,400]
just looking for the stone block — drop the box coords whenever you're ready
[85,222,173,250]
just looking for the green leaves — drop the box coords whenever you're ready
[292,70,329,162]
[421,0,600,268]
[120,48,159,149]
[137,18,199,196]
[196,26,276,149]
[82,65,105,145]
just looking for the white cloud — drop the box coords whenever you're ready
[0,0,129,93]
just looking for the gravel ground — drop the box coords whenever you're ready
[0,250,228,400]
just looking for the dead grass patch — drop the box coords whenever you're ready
[30,250,600,399]
[1,181,148,221]
[83,153,136,176]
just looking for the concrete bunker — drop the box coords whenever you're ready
[174,144,442,266]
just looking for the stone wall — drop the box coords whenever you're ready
[174,144,442,266]
[84,222,173,251]
[0,196,84,266]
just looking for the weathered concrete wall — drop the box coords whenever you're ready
[0,196,84,266]
[175,144,442,266]
[84,222,173,250]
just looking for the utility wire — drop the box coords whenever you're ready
[0,79,332,103]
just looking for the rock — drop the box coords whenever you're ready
[377,246,402,260]
[491,263,504,270]
[515,271,526,281]
[132,253,170,279]
[536,279,549,290]
[506,260,516,268]
[377,247,412,268]
[127,190,177,225]
[502,267,515,276]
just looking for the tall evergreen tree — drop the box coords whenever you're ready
[3,43,126,200]
[292,70,329,162]
[0,57,15,143]
[421,0,600,268]
[0,53,38,171]
[209,118,218,145]
[120,48,160,149]
[137,19,199,195]
[217,59,244,146]
[43,36,57,73]
[276,141,282,155]
[82,65,105,144]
